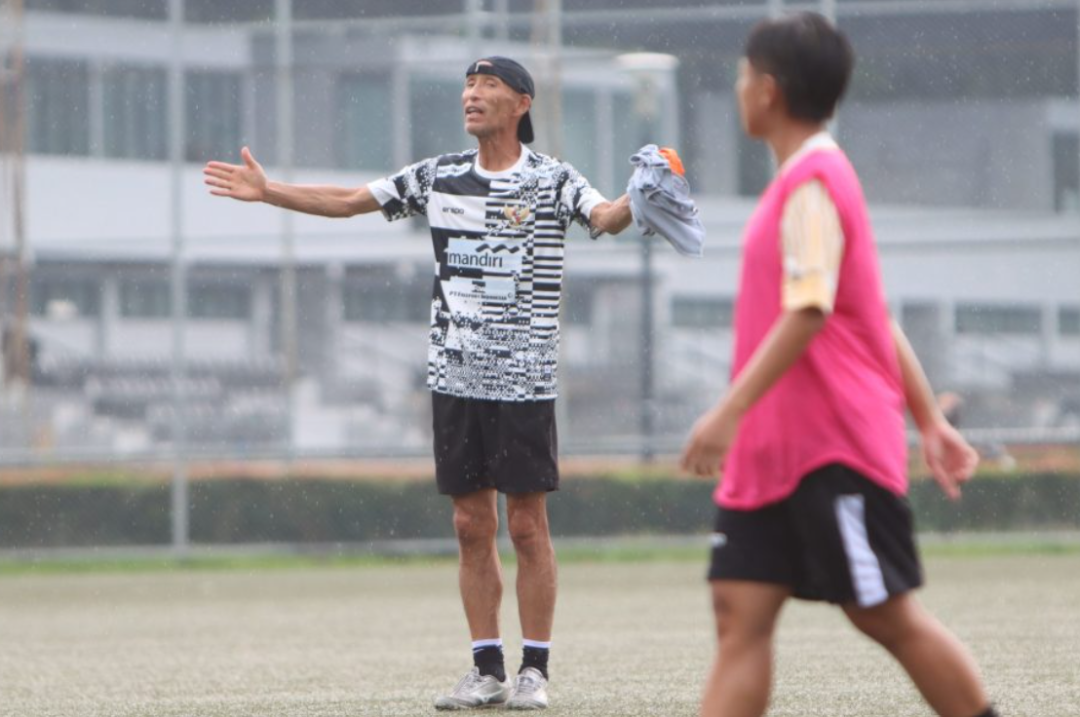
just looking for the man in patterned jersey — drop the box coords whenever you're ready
[205,56,659,711]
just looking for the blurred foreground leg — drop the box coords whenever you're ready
[700,581,789,717]
[843,594,992,717]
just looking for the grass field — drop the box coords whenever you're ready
[2,547,1079,716]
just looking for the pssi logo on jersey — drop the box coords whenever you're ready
[710,533,728,549]
[502,203,531,226]
[446,237,523,271]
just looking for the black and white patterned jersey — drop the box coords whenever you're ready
[367,145,606,402]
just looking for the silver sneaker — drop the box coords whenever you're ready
[434,667,511,710]
[506,667,549,710]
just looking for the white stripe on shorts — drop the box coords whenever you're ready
[834,494,889,608]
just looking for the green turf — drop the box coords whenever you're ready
[3,532,1080,577]
[1,551,1078,716]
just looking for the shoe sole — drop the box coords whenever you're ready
[506,700,547,710]
[434,697,509,711]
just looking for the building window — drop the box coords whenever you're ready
[955,303,1042,335]
[103,64,168,160]
[25,57,90,156]
[409,78,468,164]
[120,278,171,318]
[184,0,272,23]
[186,70,242,162]
[189,283,251,320]
[563,87,599,192]
[1053,132,1079,213]
[1060,306,1080,336]
[343,276,428,323]
[31,276,100,318]
[563,284,593,326]
[337,74,392,170]
[611,92,641,195]
[26,0,166,20]
[672,296,734,329]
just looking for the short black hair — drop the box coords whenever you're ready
[744,11,854,123]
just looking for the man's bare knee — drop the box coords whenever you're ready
[506,495,550,553]
[508,511,542,548]
[453,500,498,548]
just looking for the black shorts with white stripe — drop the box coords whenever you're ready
[707,464,923,607]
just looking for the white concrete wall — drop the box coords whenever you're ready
[25,157,404,254]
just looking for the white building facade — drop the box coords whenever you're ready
[2,2,1078,459]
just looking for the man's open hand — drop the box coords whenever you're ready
[203,146,268,203]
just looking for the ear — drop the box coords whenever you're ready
[516,93,532,119]
[760,73,782,112]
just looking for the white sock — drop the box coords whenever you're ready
[472,638,504,653]
[522,639,551,650]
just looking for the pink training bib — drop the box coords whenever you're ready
[716,147,907,510]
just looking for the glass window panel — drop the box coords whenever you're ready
[188,283,251,320]
[294,0,461,20]
[563,284,593,327]
[409,78,468,163]
[25,57,90,156]
[955,304,1042,335]
[31,276,100,318]
[611,91,641,192]
[1053,132,1079,213]
[343,276,428,323]
[337,74,393,170]
[1060,306,1080,336]
[184,0,273,24]
[26,0,166,20]
[103,64,168,160]
[561,87,599,189]
[672,296,734,329]
[120,278,171,318]
[185,70,242,162]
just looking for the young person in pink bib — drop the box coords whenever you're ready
[681,12,1000,717]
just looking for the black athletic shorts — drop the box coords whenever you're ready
[431,391,559,496]
[707,463,923,607]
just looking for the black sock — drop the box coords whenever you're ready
[971,708,1000,717]
[473,645,506,682]
[520,645,549,680]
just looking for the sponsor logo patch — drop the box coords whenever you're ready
[445,238,523,272]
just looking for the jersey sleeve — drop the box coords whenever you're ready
[780,179,845,314]
[555,163,607,233]
[367,156,439,222]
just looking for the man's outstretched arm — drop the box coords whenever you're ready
[588,194,633,235]
[203,146,381,218]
